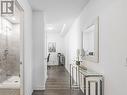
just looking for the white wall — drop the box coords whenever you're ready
[64,18,81,71]
[64,0,127,95]
[17,0,33,95]
[47,32,65,53]
[47,32,64,65]
[32,11,46,90]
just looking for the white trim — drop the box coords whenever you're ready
[15,0,24,95]
[33,86,46,90]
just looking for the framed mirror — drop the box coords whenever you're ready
[83,17,99,62]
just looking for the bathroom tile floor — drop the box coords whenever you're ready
[32,66,83,95]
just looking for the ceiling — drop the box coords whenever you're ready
[28,0,89,35]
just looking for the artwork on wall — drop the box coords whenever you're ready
[48,42,56,52]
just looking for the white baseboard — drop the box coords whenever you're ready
[33,86,45,90]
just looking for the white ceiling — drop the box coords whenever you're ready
[28,0,89,35]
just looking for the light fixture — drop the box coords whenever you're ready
[60,24,66,34]
[12,17,16,21]
[47,26,54,30]
[46,24,55,31]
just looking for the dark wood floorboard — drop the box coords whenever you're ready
[32,66,83,95]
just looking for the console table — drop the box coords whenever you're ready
[70,64,104,95]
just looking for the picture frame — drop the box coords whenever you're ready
[48,42,56,52]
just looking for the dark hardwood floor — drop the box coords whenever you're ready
[32,66,83,95]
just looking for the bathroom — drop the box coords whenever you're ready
[0,3,22,95]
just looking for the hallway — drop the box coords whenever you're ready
[1,0,127,95]
[32,66,83,95]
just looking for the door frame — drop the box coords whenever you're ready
[44,15,48,85]
[15,1,24,95]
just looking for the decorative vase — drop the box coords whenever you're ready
[76,61,80,65]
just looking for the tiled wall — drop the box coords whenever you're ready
[0,17,20,82]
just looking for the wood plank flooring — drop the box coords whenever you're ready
[32,66,83,95]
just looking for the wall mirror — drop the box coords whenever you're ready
[83,17,99,62]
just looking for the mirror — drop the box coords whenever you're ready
[83,17,99,62]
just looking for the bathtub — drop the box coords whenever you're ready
[0,76,20,95]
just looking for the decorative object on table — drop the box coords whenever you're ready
[76,49,85,65]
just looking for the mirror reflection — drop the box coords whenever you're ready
[83,25,95,56]
[82,17,99,62]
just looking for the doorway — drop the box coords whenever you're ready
[0,1,24,95]
[46,30,65,67]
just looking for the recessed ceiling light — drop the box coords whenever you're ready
[46,24,55,31]
[60,24,66,34]
[12,17,16,21]
[47,26,54,30]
